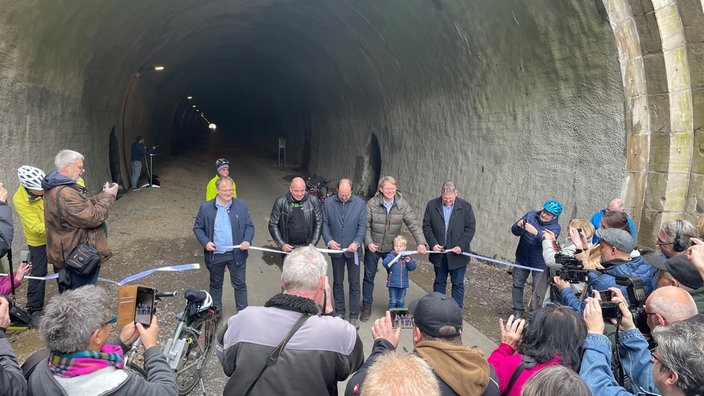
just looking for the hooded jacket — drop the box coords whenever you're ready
[364,193,427,253]
[12,186,46,246]
[511,210,561,269]
[42,171,115,268]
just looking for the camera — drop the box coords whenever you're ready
[600,301,622,320]
[135,286,155,326]
[389,308,414,329]
[555,253,590,283]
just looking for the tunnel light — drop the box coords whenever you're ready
[186,96,193,100]
[192,104,197,108]
[209,124,217,131]
[153,65,165,71]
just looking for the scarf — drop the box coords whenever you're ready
[49,344,124,378]
[265,293,319,315]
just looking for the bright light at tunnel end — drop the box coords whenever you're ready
[209,123,217,131]
[153,65,165,71]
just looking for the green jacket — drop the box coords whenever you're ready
[206,175,237,200]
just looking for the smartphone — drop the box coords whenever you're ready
[389,308,414,329]
[20,250,31,263]
[598,290,613,302]
[134,287,155,326]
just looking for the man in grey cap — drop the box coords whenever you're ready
[651,254,704,312]
[345,292,499,396]
[555,228,658,313]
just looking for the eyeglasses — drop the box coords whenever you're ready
[644,311,658,317]
[656,239,673,246]
[650,349,660,363]
[217,189,234,193]
[103,313,117,327]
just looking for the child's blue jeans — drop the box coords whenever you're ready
[388,287,407,309]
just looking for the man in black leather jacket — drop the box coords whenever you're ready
[268,177,323,252]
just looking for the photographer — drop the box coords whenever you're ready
[0,295,26,396]
[27,285,177,395]
[531,218,594,310]
[554,228,657,315]
[580,288,704,396]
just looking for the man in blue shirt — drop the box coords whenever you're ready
[590,198,637,243]
[193,177,254,316]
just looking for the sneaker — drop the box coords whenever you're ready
[30,311,43,328]
[360,306,372,322]
[349,318,360,330]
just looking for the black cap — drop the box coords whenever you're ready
[408,292,462,338]
[649,254,704,290]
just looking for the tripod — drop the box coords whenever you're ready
[140,153,160,189]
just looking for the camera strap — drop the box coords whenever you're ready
[245,313,311,395]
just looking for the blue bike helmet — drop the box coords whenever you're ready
[543,200,563,216]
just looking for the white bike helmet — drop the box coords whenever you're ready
[17,166,45,190]
[199,290,213,313]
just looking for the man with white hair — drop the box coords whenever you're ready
[217,246,364,395]
[42,149,118,291]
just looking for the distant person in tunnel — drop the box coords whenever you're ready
[42,149,118,291]
[194,176,254,317]
[206,158,237,200]
[130,136,155,191]
[361,176,427,323]
[268,176,323,253]
[510,200,562,319]
[422,180,476,309]
[589,198,636,244]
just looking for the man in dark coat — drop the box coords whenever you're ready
[422,181,476,308]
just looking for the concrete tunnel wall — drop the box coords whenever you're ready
[1,0,703,262]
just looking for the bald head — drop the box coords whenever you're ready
[290,177,306,201]
[607,198,624,212]
[645,286,698,331]
[337,178,352,203]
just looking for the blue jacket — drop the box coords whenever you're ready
[580,332,654,396]
[511,211,561,269]
[559,255,658,314]
[383,251,416,288]
[193,198,255,266]
[131,140,150,162]
[590,209,637,244]
[322,194,367,259]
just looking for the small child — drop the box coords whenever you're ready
[0,262,31,295]
[382,235,417,309]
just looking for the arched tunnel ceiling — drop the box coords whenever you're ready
[2,0,704,257]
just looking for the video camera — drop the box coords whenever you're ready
[601,274,650,337]
[555,253,590,283]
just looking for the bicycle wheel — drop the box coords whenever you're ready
[127,363,147,379]
[174,316,216,395]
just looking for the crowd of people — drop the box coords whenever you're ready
[1,151,704,395]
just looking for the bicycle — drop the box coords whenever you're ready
[305,174,330,202]
[124,288,218,396]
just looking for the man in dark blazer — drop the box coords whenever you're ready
[422,181,476,308]
[322,179,367,328]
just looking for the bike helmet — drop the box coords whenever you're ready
[215,158,229,172]
[543,200,563,217]
[17,166,45,190]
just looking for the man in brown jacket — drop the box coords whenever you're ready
[42,149,118,291]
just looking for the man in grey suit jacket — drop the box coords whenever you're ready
[422,181,476,308]
[322,179,367,328]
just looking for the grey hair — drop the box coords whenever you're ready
[652,321,704,395]
[607,198,624,211]
[215,176,234,190]
[362,352,440,396]
[40,285,111,353]
[441,181,458,195]
[520,365,591,396]
[282,246,327,293]
[660,220,699,249]
[377,176,396,190]
[54,149,84,170]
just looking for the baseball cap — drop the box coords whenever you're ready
[596,228,636,253]
[649,254,704,289]
[408,292,462,338]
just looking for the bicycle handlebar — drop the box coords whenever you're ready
[156,291,178,299]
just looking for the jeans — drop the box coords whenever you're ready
[388,287,407,309]
[26,245,48,313]
[332,255,360,319]
[362,249,389,307]
[209,251,248,312]
[131,160,142,189]
[433,255,467,308]
[512,267,542,316]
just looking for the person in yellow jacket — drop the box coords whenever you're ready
[12,165,48,327]
[206,158,236,200]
